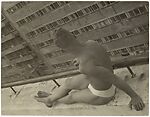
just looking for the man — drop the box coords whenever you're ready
[34,28,145,111]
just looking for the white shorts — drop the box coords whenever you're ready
[88,84,116,98]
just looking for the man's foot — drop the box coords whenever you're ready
[37,91,51,98]
[34,96,53,107]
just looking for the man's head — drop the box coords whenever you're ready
[55,28,78,49]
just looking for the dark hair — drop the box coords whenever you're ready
[55,28,76,49]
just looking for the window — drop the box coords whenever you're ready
[74,12,80,18]
[76,10,84,17]
[91,3,100,10]
[104,19,111,25]
[51,21,59,28]
[112,50,121,55]
[70,14,78,20]
[136,26,145,33]
[62,16,70,23]
[142,25,149,31]
[115,15,121,21]
[93,23,101,29]
[124,30,134,36]
[133,8,140,15]
[46,23,53,30]
[72,30,80,36]
[26,31,36,38]
[36,26,48,33]
[57,19,65,25]
[84,26,89,32]
[16,2,26,9]
[110,34,119,40]
[46,5,52,11]
[80,28,86,33]
[16,2,23,8]
[87,25,94,31]
[53,2,60,9]
[42,8,48,14]
[84,7,91,14]
[128,10,136,17]
[119,13,128,19]
[110,17,118,23]
[100,1,107,7]
[36,10,45,16]
[107,35,113,41]
[58,1,65,6]
[7,7,17,14]
[17,19,27,26]
[138,6,148,13]
[50,4,56,10]
[26,14,36,22]
[98,21,106,27]
[87,6,95,12]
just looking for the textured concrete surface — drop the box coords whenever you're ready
[1,64,149,116]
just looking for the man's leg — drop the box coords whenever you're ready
[34,74,89,106]
[57,88,113,105]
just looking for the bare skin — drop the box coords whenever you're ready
[34,28,145,111]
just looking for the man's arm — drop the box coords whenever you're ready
[80,59,145,111]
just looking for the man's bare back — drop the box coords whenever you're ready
[77,40,113,90]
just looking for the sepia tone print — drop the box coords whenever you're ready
[1,1,149,115]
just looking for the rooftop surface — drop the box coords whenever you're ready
[1,64,149,116]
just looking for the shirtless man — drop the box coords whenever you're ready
[34,28,145,111]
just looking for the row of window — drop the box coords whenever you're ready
[1,22,15,36]
[6,1,31,14]
[26,1,117,38]
[16,1,70,26]
[108,43,149,56]
[2,35,24,51]
[15,59,36,68]
[51,43,148,70]
[36,23,148,50]
[95,24,149,44]
[71,4,148,36]
[45,24,148,59]
[36,39,54,48]
[5,47,32,61]
[52,60,72,69]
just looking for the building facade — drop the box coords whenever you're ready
[2,1,149,83]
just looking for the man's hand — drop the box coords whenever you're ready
[72,58,79,67]
[129,95,145,111]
